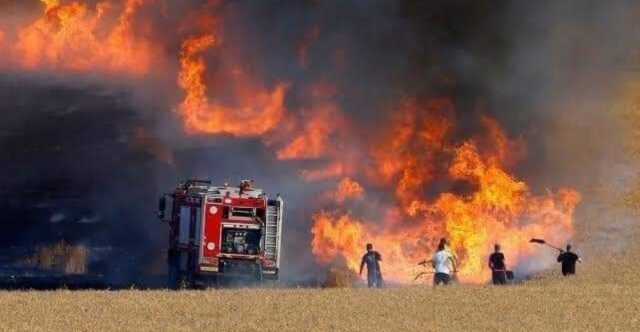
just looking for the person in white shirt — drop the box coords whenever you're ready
[431,242,456,286]
[439,238,457,269]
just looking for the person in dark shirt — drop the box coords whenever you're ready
[488,244,507,285]
[557,244,581,276]
[359,243,383,288]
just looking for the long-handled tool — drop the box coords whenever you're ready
[530,238,563,252]
[413,270,434,281]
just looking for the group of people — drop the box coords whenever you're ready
[486,243,582,285]
[358,240,582,287]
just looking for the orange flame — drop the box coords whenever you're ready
[0,29,5,53]
[13,0,154,75]
[332,177,364,203]
[311,99,581,284]
[311,212,363,265]
[177,33,288,137]
[277,102,341,160]
[301,162,348,182]
[370,99,454,207]
[2,3,582,285]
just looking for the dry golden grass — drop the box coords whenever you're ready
[2,203,637,332]
[25,240,88,274]
[3,221,639,331]
[323,265,360,287]
[0,268,638,332]
[3,195,638,331]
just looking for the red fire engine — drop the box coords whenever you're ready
[158,180,283,288]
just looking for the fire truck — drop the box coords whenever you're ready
[157,180,283,288]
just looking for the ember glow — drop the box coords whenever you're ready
[1,0,582,284]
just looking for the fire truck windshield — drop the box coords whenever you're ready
[221,229,261,255]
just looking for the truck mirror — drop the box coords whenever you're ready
[158,196,166,220]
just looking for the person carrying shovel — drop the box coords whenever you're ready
[557,244,582,276]
[530,239,582,276]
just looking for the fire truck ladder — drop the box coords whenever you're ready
[264,197,283,266]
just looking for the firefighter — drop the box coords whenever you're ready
[359,243,383,288]
[488,244,507,285]
[557,244,582,276]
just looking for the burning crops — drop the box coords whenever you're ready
[11,0,154,75]
[0,0,590,284]
[309,100,580,283]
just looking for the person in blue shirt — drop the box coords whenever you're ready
[359,243,383,288]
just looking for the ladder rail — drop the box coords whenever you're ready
[264,201,282,265]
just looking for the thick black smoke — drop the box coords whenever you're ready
[0,0,637,285]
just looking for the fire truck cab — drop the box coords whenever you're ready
[157,180,283,288]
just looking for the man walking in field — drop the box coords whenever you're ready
[488,244,507,285]
[359,243,383,288]
[557,244,581,276]
[431,241,456,286]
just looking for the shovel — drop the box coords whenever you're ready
[530,238,563,252]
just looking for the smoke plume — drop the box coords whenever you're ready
[0,0,637,285]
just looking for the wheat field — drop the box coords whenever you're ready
[0,264,638,332]
[1,228,638,331]
[1,199,639,331]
